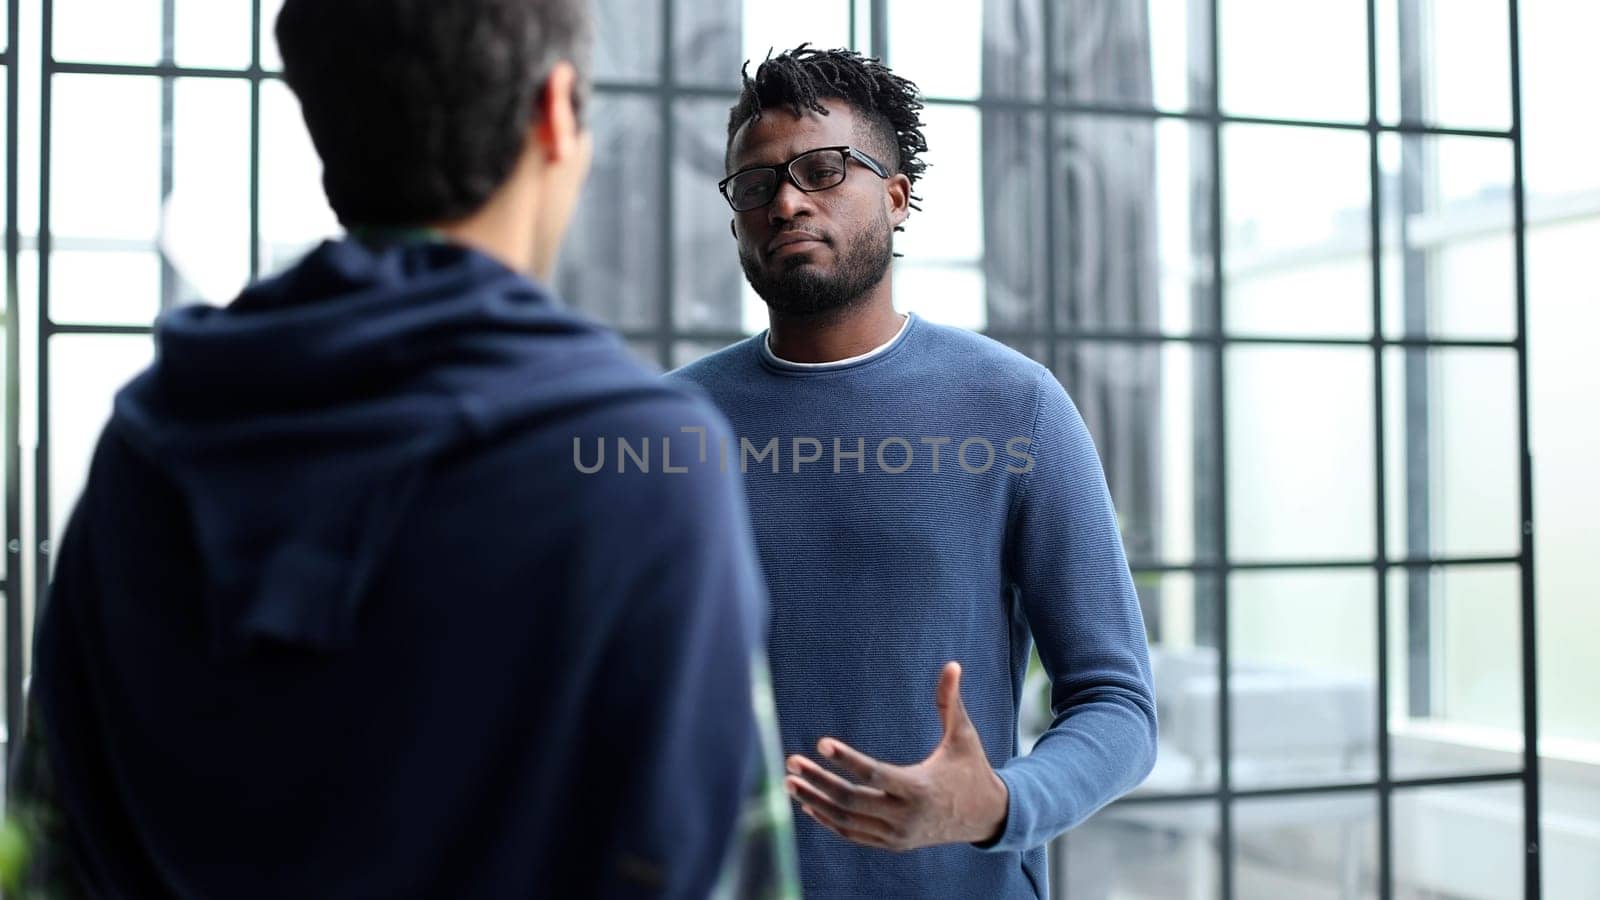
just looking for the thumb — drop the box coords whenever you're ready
[935,661,970,742]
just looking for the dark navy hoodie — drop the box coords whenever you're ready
[21,238,767,898]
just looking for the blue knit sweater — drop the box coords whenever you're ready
[671,314,1157,899]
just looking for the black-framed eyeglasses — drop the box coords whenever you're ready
[718,145,890,212]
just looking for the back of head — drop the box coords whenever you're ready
[275,0,592,228]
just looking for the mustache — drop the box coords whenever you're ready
[765,229,830,256]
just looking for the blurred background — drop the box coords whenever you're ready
[0,1,1595,897]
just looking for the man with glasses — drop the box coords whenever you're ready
[9,2,796,898]
[671,45,1158,898]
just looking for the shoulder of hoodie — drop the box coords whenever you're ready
[476,331,738,460]
[432,378,747,572]
[441,329,738,489]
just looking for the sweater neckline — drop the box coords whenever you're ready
[758,312,917,376]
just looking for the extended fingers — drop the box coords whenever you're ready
[818,738,893,787]
[785,774,896,838]
[797,803,896,850]
[785,754,890,807]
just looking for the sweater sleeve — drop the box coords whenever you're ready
[981,368,1159,853]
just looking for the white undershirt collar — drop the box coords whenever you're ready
[761,312,913,369]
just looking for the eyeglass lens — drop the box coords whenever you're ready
[725,148,849,211]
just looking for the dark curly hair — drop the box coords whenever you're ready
[276,0,591,227]
[727,45,928,213]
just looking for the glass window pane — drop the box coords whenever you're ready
[1134,573,1221,794]
[18,27,37,239]
[739,281,766,334]
[1233,793,1379,900]
[628,340,665,370]
[671,340,736,370]
[988,338,1046,368]
[1377,0,1512,131]
[1519,3,1600,197]
[165,78,251,306]
[1380,134,1516,341]
[895,264,983,331]
[1224,125,1371,338]
[50,249,160,325]
[1057,117,1213,335]
[743,2,851,79]
[1220,0,1368,123]
[978,0,1044,102]
[52,75,162,243]
[900,104,981,260]
[981,112,1046,332]
[48,335,157,550]
[884,104,984,330]
[1227,346,1376,562]
[259,79,339,276]
[1393,783,1524,900]
[174,0,252,70]
[852,1,873,56]
[558,94,663,330]
[673,0,743,87]
[1064,800,1220,899]
[889,0,984,100]
[53,0,162,65]
[594,0,661,82]
[1440,577,1523,733]
[1229,570,1378,789]
[1057,342,1219,565]
[1228,259,1371,340]
[1055,0,1209,112]
[1529,218,1600,755]
[1383,348,1521,559]
[260,0,284,71]
[1388,565,1523,780]
[670,97,740,332]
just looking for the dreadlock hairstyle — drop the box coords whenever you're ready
[727,44,928,219]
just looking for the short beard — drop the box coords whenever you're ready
[740,213,894,320]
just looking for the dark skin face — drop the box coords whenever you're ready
[727,99,913,362]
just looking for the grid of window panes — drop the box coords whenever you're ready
[6,1,1540,897]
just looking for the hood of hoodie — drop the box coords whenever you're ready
[107,238,659,658]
